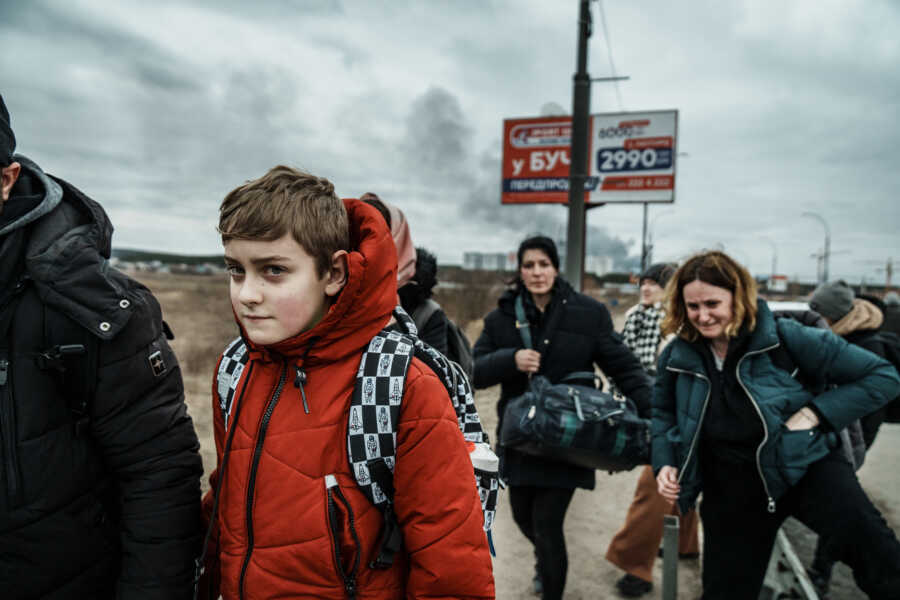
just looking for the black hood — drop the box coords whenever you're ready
[2,155,134,340]
[0,155,62,237]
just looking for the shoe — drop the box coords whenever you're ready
[657,547,700,560]
[616,573,653,597]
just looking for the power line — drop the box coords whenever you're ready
[596,0,624,111]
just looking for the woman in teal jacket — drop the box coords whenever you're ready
[651,250,900,599]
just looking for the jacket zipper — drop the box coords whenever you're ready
[665,366,711,486]
[325,474,361,598]
[735,342,780,513]
[0,354,20,502]
[238,361,288,599]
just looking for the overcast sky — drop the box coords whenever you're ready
[3,0,898,284]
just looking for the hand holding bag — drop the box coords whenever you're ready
[499,295,650,472]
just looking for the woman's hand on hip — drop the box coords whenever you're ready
[514,349,541,373]
[785,406,820,431]
[656,466,680,503]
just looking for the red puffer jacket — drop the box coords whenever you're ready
[201,200,495,599]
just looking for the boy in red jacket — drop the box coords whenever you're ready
[199,165,495,599]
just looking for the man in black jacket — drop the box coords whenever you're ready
[0,94,203,598]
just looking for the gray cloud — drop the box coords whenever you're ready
[2,0,897,280]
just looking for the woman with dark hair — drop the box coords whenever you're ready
[473,235,652,600]
[653,250,900,599]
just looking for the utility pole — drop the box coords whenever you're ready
[565,0,592,292]
[640,203,649,271]
[761,237,777,280]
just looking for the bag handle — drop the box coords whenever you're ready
[559,371,602,385]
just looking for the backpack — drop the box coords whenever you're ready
[410,298,474,380]
[874,331,900,423]
[348,306,499,569]
[206,307,500,579]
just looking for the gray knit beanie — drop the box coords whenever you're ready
[885,292,900,307]
[639,263,676,288]
[809,280,855,322]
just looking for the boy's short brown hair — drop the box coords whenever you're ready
[662,250,758,341]
[218,166,349,277]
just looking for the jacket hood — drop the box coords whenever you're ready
[246,198,398,365]
[831,298,883,337]
[6,157,134,340]
[0,155,62,237]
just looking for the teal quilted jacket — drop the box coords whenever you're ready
[651,300,900,514]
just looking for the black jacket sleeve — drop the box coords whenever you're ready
[473,311,520,389]
[591,305,653,416]
[90,288,203,600]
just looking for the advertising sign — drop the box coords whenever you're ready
[500,116,596,205]
[501,110,677,205]
[589,110,677,203]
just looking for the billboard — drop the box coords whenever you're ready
[500,110,677,204]
[500,116,596,205]
[589,110,677,203]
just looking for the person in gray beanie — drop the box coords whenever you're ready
[806,279,900,593]
[809,280,856,323]
[810,280,892,447]
[0,93,202,599]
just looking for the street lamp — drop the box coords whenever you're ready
[761,237,777,279]
[802,212,830,283]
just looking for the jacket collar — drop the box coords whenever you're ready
[831,298,883,336]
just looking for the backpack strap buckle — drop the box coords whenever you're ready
[369,502,402,569]
[36,344,86,372]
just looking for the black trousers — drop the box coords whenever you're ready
[508,485,575,600]
[699,450,900,599]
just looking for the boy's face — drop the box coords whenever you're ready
[224,234,346,346]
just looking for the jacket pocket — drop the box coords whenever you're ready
[325,474,361,598]
[0,352,22,506]
[776,426,828,487]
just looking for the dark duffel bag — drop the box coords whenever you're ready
[500,371,650,472]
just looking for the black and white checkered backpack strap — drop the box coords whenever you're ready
[348,328,416,569]
[392,307,500,544]
[215,337,250,432]
[392,308,486,440]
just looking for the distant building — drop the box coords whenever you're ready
[463,252,516,271]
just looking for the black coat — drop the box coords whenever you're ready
[883,305,900,338]
[473,278,651,489]
[0,157,203,599]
